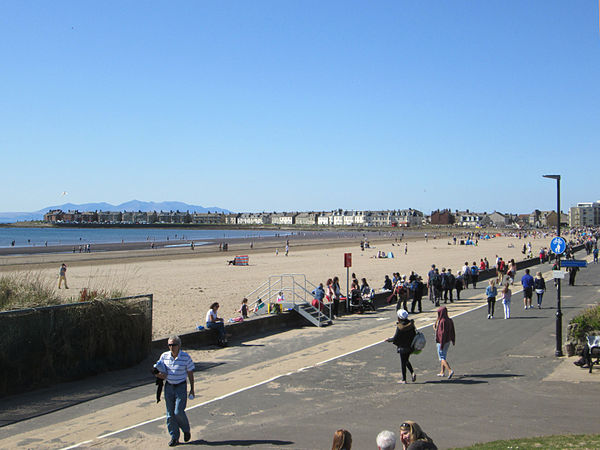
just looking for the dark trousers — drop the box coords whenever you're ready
[398,347,414,381]
[455,288,461,300]
[487,297,496,316]
[332,298,340,316]
[411,295,422,313]
[471,275,478,288]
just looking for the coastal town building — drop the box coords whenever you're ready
[569,202,600,227]
[455,210,485,227]
[295,212,318,226]
[430,209,455,225]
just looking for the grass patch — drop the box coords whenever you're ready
[0,271,62,310]
[451,434,600,449]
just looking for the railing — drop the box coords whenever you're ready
[247,274,332,324]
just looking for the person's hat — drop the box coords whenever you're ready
[397,309,409,320]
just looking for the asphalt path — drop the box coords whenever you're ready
[1,252,599,449]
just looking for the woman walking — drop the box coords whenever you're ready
[534,271,546,309]
[433,306,455,379]
[485,279,497,319]
[499,283,511,319]
[386,309,417,384]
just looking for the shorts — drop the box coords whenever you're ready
[437,342,450,361]
[523,287,533,298]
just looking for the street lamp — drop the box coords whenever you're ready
[543,174,562,357]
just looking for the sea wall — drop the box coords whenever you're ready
[0,295,152,397]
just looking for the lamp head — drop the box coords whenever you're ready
[543,174,561,180]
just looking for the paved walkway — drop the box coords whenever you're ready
[1,253,598,449]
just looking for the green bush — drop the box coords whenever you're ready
[569,303,600,342]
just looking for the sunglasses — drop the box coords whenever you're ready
[168,343,179,347]
[400,423,411,430]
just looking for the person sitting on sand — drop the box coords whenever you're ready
[227,259,236,265]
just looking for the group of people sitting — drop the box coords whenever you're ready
[332,421,437,449]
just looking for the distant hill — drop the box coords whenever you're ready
[0,201,231,223]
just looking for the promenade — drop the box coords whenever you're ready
[0,251,599,449]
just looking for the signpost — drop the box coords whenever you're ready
[560,259,588,268]
[550,236,566,255]
[543,174,563,356]
[344,253,352,311]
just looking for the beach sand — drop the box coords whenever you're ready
[0,233,550,339]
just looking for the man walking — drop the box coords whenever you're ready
[521,268,534,309]
[58,263,68,289]
[155,335,195,447]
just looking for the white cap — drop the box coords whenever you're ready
[397,309,409,320]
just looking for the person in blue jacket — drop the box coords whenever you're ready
[485,279,497,319]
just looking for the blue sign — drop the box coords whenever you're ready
[550,236,567,255]
[561,260,587,268]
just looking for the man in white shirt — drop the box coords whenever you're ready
[155,335,195,447]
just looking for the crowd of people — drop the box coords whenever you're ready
[332,421,437,449]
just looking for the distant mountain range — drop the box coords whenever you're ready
[0,201,231,223]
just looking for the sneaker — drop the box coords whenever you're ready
[487,314,490,319]
[184,432,191,442]
[168,439,179,447]
[399,380,407,384]
[412,372,417,382]
[448,370,454,379]
[491,315,494,319]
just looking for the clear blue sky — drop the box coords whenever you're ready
[1,1,598,214]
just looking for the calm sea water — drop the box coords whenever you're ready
[0,227,288,248]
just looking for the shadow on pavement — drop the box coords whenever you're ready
[193,438,295,446]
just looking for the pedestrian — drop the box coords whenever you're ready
[410,276,424,313]
[496,257,505,284]
[386,309,417,384]
[461,262,470,289]
[521,268,534,309]
[331,429,352,450]
[399,421,437,449]
[433,306,455,379]
[533,271,546,309]
[206,302,227,346]
[427,265,436,303]
[454,272,463,300]
[404,243,408,255]
[593,247,599,264]
[485,279,497,319]
[58,263,68,289]
[568,266,579,286]
[499,283,511,319]
[470,262,479,288]
[285,243,289,256]
[332,276,341,318]
[377,430,397,450]
[154,335,195,447]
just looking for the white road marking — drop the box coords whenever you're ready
[59,279,540,449]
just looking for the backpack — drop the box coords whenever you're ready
[471,266,478,275]
[441,273,449,289]
[432,274,442,289]
[412,331,426,353]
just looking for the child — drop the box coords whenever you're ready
[500,283,511,319]
[239,298,249,319]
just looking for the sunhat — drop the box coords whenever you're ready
[397,309,409,320]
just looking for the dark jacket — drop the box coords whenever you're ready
[533,277,546,290]
[390,319,416,349]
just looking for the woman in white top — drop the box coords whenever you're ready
[206,302,227,346]
[499,283,512,319]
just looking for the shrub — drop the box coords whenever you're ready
[569,303,600,342]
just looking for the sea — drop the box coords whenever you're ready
[0,227,289,248]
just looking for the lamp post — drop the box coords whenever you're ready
[543,174,562,357]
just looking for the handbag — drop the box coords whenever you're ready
[535,289,545,294]
[411,331,426,353]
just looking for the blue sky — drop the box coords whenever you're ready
[1,1,598,214]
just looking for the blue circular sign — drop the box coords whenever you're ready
[550,236,566,255]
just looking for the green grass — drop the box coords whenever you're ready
[452,434,600,449]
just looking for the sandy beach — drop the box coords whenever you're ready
[0,232,551,339]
